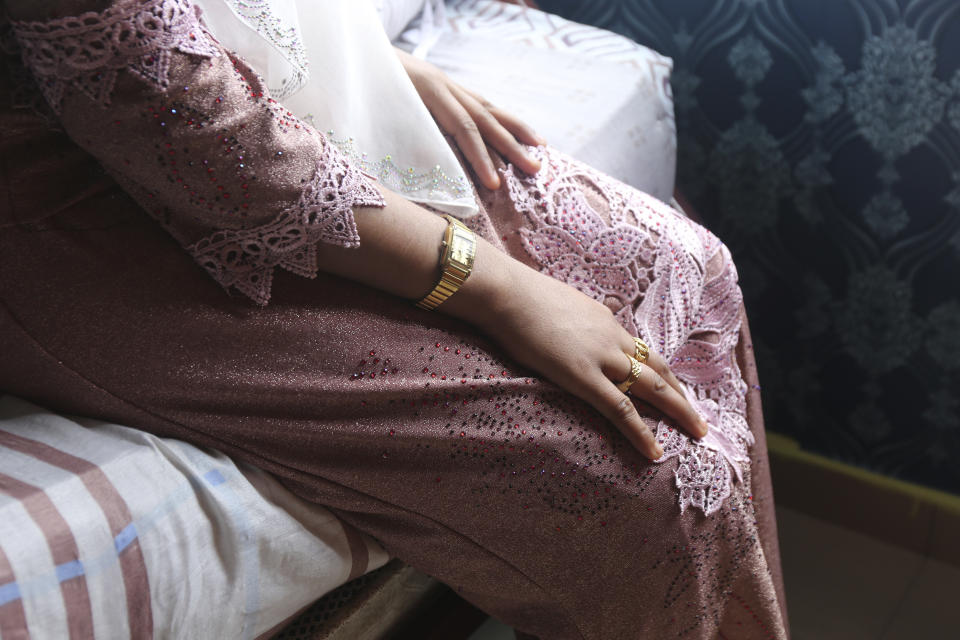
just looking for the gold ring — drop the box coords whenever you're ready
[633,337,650,364]
[616,355,644,393]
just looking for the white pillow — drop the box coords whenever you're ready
[373,0,429,40]
[397,0,678,203]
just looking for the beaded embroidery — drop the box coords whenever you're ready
[503,146,753,515]
[11,0,220,114]
[326,132,470,204]
[207,2,474,212]
[221,0,309,99]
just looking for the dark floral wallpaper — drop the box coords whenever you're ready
[537,0,960,493]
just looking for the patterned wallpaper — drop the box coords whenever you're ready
[536,0,960,493]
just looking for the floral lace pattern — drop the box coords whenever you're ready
[11,0,220,113]
[189,141,384,306]
[504,146,753,515]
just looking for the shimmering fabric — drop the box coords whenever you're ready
[9,0,385,305]
[0,2,789,638]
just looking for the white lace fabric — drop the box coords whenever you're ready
[198,0,310,99]
[195,0,479,218]
[11,0,385,306]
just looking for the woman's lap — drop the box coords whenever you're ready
[0,148,788,639]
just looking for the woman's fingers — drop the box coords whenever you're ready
[608,353,707,440]
[394,47,542,185]
[617,334,694,413]
[490,106,546,148]
[462,86,545,147]
[644,349,692,407]
[427,86,502,189]
[449,84,541,177]
[585,377,663,460]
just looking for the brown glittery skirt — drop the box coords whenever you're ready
[0,116,789,638]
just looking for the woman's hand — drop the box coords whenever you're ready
[445,249,709,460]
[323,192,705,461]
[394,47,545,190]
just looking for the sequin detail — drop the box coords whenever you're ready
[189,141,384,305]
[11,0,220,113]
[364,334,669,523]
[503,146,754,515]
[326,132,470,203]
[221,0,309,99]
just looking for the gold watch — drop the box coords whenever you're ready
[416,215,477,311]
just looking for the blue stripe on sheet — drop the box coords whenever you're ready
[0,581,21,607]
[0,442,262,637]
[0,464,236,615]
[114,522,138,554]
[199,466,260,640]
[55,559,85,583]
[203,469,226,486]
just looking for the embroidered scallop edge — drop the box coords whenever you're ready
[188,139,385,306]
[11,0,220,113]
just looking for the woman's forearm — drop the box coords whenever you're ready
[320,187,706,458]
[7,0,517,326]
[314,187,517,329]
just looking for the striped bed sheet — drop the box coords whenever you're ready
[0,395,388,640]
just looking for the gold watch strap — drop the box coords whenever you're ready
[416,216,477,311]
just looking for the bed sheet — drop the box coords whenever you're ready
[0,396,388,640]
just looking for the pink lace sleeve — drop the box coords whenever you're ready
[10,0,385,305]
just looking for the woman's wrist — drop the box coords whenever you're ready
[435,234,522,330]
[314,186,522,329]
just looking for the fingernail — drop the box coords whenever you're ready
[536,135,547,145]
[699,419,709,438]
[652,446,663,460]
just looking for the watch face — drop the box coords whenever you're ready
[449,229,476,265]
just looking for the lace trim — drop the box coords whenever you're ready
[221,0,309,100]
[504,146,751,515]
[11,0,220,114]
[188,140,385,306]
